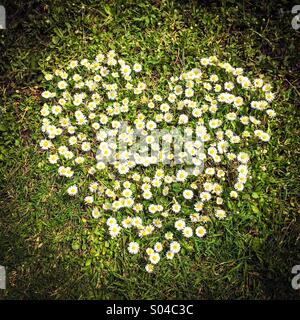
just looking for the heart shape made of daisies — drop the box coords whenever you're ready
[39,50,275,272]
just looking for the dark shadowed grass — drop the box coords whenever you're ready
[0,0,299,299]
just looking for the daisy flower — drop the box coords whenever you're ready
[166,251,174,260]
[133,63,142,72]
[174,219,185,231]
[170,241,181,254]
[145,264,154,273]
[195,226,207,238]
[183,226,193,238]
[183,189,194,200]
[128,242,140,254]
[149,252,160,265]
[67,185,78,196]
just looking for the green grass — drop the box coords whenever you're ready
[0,0,300,299]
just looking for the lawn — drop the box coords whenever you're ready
[0,0,299,299]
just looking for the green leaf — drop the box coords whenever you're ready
[252,192,259,199]
[72,242,80,250]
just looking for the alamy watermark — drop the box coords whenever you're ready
[278,5,300,30]
[0,5,6,29]
[292,5,300,30]
[94,122,205,175]
[291,265,300,290]
[0,265,6,289]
